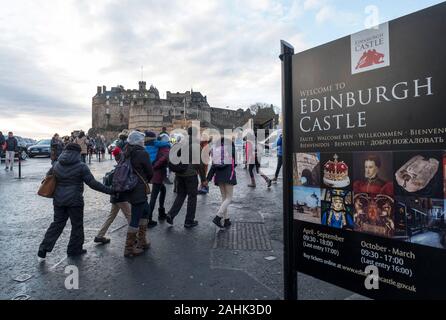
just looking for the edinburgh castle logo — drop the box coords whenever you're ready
[351,22,390,74]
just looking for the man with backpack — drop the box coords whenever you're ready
[166,127,207,228]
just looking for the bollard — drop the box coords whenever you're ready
[18,155,22,179]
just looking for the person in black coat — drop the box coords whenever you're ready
[0,131,5,159]
[50,133,64,164]
[38,143,113,258]
[123,131,153,257]
[207,137,237,229]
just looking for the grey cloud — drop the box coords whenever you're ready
[0,46,87,116]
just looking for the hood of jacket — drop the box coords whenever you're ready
[53,150,83,179]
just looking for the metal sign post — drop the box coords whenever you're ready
[280,40,297,300]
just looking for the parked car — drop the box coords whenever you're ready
[23,138,36,148]
[0,136,29,161]
[27,139,51,158]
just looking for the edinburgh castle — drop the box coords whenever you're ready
[90,81,278,141]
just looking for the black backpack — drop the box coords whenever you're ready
[112,157,138,192]
[168,145,188,174]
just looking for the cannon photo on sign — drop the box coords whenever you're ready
[293,186,321,224]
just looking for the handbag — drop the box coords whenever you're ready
[38,174,57,198]
[134,170,151,194]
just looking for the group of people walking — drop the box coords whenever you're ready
[50,131,106,165]
[37,127,282,259]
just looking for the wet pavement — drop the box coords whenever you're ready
[0,156,360,300]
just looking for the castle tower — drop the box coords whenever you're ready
[139,81,146,91]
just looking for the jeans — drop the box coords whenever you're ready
[5,151,14,169]
[148,183,166,220]
[97,202,131,237]
[274,155,283,179]
[168,175,198,223]
[248,164,259,178]
[217,183,234,219]
[39,206,84,254]
[81,154,86,163]
[129,201,149,229]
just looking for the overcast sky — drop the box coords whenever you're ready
[0,0,443,139]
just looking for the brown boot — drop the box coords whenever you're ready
[137,219,151,250]
[124,231,144,257]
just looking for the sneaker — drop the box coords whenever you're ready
[147,220,158,228]
[198,186,209,194]
[94,236,110,244]
[271,177,278,184]
[184,220,199,228]
[212,216,224,228]
[224,219,232,228]
[67,249,87,257]
[37,248,47,259]
[248,184,256,188]
[166,214,174,225]
[266,178,272,188]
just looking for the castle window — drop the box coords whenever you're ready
[106,100,110,106]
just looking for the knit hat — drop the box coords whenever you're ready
[65,143,81,153]
[118,129,130,139]
[144,130,156,142]
[127,131,145,147]
[159,133,170,143]
[111,146,122,158]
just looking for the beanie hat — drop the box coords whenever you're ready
[112,146,122,157]
[159,133,170,143]
[144,130,156,141]
[118,129,130,139]
[127,131,145,147]
[66,143,81,153]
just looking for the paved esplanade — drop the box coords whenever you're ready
[0,156,359,300]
